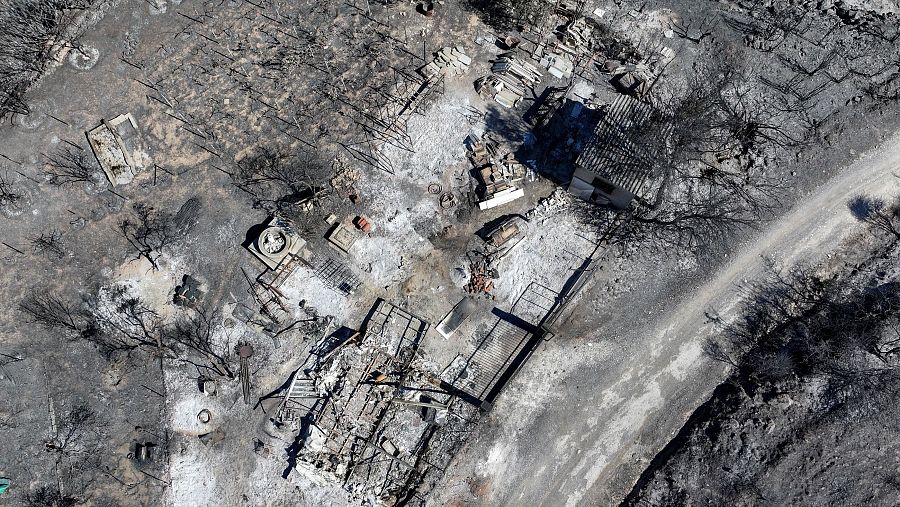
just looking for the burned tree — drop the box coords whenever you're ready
[162,305,234,379]
[19,286,161,352]
[849,194,900,239]
[19,282,234,375]
[575,51,790,254]
[706,258,900,398]
[0,0,96,120]
[97,293,235,376]
[90,285,163,353]
[230,148,330,214]
[43,144,98,186]
[466,0,556,32]
[703,263,837,386]
[19,289,96,338]
[119,197,202,270]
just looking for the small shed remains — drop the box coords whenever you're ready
[86,113,148,186]
[569,95,666,209]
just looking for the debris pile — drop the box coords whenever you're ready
[541,52,575,79]
[268,300,478,504]
[484,216,526,260]
[352,215,372,233]
[525,86,568,128]
[86,113,148,186]
[604,46,674,98]
[475,52,542,108]
[558,16,595,55]
[418,46,472,81]
[173,274,205,308]
[608,62,653,97]
[526,187,571,221]
[491,53,543,84]
[465,135,527,210]
[465,254,497,295]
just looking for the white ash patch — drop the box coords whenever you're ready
[352,233,432,287]
[350,89,483,290]
[169,389,222,437]
[67,45,100,71]
[168,443,216,507]
[245,452,351,506]
[351,183,437,287]
[380,90,481,186]
[839,0,900,14]
[111,253,182,318]
[213,216,238,245]
[525,186,571,221]
[477,439,515,481]
[491,212,597,308]
[148,0,167,15]
[278,265,349,320]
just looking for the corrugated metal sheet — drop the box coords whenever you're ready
[575,95,666,202]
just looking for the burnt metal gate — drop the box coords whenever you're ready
[454,283,558,406]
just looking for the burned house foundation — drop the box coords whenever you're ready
[269,299,480,504]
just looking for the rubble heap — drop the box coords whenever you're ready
[526,187,571,221]
[465,135,527,210]
[418,46,473,81]
[270,300,478,505]
[475,51,543,108]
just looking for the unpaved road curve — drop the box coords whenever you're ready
[440,133,900,507]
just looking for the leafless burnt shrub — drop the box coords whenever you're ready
[849,194,900,239]
[29,229,66,259]
[43,144,97,186]
[48,401,99,456]
[0,169,24,210]
[90,285,163,353]
[40,400,103,504]
[22,485,78,507]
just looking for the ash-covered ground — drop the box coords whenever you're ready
[1,0,900,506]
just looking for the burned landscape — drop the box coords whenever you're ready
[1,0,900,505]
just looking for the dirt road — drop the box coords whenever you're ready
[434,134,900,506]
